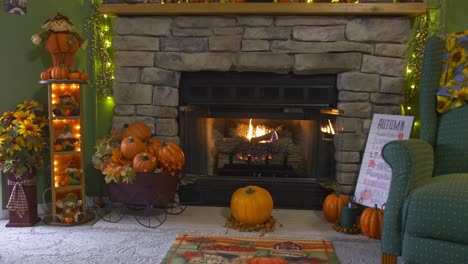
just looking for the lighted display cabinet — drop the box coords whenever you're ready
[40,80,93,225]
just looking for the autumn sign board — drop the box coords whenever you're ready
[354,114,414,208]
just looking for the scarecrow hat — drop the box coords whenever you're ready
[43,13,73,26]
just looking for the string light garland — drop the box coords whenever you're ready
[402,12,430,116]
[403,3,441,115]
[85,0,114,98]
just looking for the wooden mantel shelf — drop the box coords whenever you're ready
[99,3,427,16]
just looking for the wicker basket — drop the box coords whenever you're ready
[106,172,178,207]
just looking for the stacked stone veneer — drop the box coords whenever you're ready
[111,15,410,194]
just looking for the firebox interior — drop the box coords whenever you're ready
[178,71,338,209]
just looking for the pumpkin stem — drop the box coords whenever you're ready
[245,187,255,195]
[141,153,149,160]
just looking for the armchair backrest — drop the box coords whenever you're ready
[419,36,468,176]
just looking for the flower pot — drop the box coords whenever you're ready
[106,172,178,207]
[6,172,41,227]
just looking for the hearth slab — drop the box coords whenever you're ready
[179,176,332,210]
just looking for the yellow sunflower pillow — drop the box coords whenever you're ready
[437,30,468,113]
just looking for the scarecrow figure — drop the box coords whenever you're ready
[31,13,87,68]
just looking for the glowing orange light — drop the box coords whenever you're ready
[321,119,335,135]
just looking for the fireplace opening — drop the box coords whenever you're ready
[178,71,338,209]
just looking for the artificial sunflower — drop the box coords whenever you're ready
[0,100,48,178]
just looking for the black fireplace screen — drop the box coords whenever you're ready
[179,71,338,181]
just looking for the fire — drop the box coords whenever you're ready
[246,119,271,142]
[321,119,335,135]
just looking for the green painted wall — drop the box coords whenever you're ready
[441,0,468,33]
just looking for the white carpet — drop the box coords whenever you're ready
[0,206,386,264]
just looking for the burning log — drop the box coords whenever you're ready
[250,131,275,143]
[249,125,283,143]
[215,137,247,153]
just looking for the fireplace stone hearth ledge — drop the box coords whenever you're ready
[102,4,425,199]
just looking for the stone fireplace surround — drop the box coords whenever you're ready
[111,14,411,195]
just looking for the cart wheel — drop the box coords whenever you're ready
[165,192,187,215]
[95,199,126,223]
[134,206,167,228]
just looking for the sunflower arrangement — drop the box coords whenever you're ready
[0,100,49,178]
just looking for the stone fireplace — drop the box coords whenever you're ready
[109,11,412,207]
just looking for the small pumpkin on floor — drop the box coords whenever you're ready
[360,204,384,239]
[322,192,349,223]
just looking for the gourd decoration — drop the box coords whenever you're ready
[145,138,162,157]
[79,72,89,81]
[50,65,69,79]
[120,136,145,160]
[230,185,273,225]
[157,142,185,176]
[68,70,80,80]
[247,257,288,264]
[322,192,349,223]
[122,121,152,142]
[360,204,384,239]
[133,152,158,173]
[40,71,51,80]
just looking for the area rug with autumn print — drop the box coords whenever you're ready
[161,234,339,263]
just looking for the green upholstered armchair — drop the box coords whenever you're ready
[381,36,468,263]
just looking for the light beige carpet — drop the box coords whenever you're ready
[0,206,387,264]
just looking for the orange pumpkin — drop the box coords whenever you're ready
[50,65,69,79]
[230,185,273,225]
[145,138,162,157]
[156,142,185,176]
[40,71,51,80]
[248,257,288,264]
[133,152,158,173]
[120,136,146,160]
[322,192,349,223]
[360,204,384,239]
[79,72,89,81]
[68,71,80,80]
[122,122,152,142]
[64,216,74,224]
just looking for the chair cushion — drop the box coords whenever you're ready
[404,173,468,244]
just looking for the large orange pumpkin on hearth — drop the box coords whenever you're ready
[230,185,273,225]
[322,192,349,223]
[360,204,384,239]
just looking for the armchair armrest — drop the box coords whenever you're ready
[381,139,434,256]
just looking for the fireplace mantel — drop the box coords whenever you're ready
[99,3,426,16]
